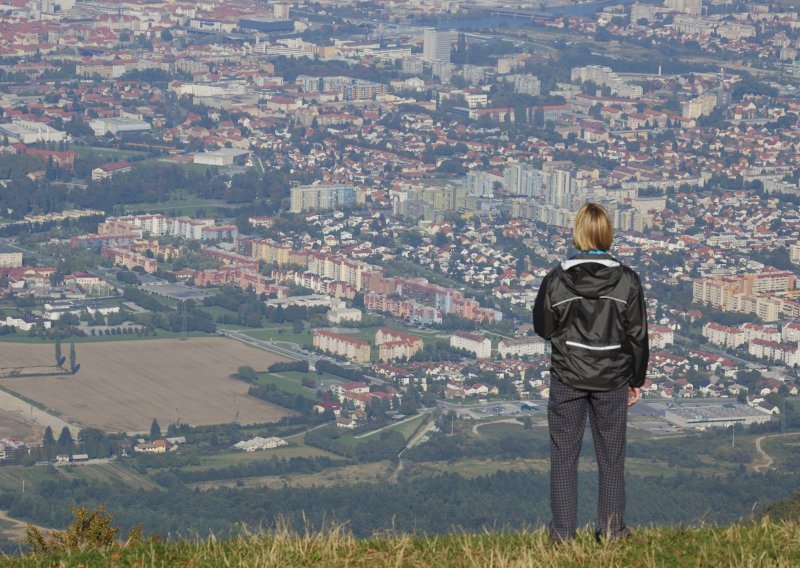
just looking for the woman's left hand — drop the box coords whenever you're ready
[628,386,641,407]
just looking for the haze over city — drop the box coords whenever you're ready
[0,0,797,559]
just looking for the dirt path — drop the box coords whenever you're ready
[355,414,422,439]
[388,415,436,484]
[472,418,523,435]
[0,388,80,440]
[753,432,800,473]
[0,510,51,543]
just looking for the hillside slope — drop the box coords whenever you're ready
[4,518,799,567]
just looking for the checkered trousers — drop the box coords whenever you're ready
[548,377,630,542]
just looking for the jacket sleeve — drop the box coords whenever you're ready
[626,272,649,388]
[533,271,557,339]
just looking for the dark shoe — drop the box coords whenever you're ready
[596,526,636,543]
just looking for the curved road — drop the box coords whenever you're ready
[753,432,800,473]
[472,418,523,435]
[0,510,51,543]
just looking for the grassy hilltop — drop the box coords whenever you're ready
[3,516,799,567]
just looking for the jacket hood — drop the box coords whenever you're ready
[556,254,623,299]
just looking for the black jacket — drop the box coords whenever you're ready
[533,253,649,391]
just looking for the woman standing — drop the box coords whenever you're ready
[533,203,649,543]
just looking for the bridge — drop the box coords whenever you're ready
[488,9,547,19]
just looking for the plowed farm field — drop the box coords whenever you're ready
[0,337,294,434]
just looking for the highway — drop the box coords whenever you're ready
[217,328,312,362]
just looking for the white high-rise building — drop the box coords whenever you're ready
[664,0,701,16]
[466,171,503,197]
[423,29,454,63]
[290,184,356,213]
[505,164,545,198]
[547,169,572,207]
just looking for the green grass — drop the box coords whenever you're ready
[190,460,393,491]
[119,193,230,216]
[180,445,340,473]
[356,414,428,442]
[0,461,159,494]
[7,519,800,566]
[758,433,800,465]
[73,146,148,161]
[332,433,361,449]
[240,328,313,347]
[257,373,317,399]
[278,371,345,384]
[339,415,428,448]
[197,305,238,319]
[391,414,429,438]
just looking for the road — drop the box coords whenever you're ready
[389,412,436,483]
[355,411,430,439]
[0,510,51,543]
[753,431,800,473]
[472,418,523,435]
[218,329,390,386]
[217,329,309,362]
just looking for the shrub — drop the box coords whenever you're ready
[24,505,143,554]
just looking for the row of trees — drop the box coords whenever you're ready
[54,340,79,374]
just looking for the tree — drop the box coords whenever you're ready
[57,426,73,452]
[43,426,55,446]
[150,418,161,439]
[55,340,65,368]
[69,342,79,374]
[79,428,111,459]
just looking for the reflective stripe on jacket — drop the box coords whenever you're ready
[533,253,649,391]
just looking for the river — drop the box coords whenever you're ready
[434,0,638,30]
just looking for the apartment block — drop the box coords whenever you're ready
[290,184,356,213]
[313,330,371,363]
[375,327,424,362]
[497,336,546,358]
[450,331,492,359]
[702,322,746,349]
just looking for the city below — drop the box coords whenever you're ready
[0,0,796,553]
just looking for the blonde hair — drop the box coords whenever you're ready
[573,203,613,251]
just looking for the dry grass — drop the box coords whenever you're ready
[0,413,33,442]
[4,518,800,567]
[188,460,393,491]
[0,338,293,433]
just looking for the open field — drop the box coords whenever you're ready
[72,146,148,161]
[0,338,294,434]
[0,460,160,493]
[258,373,317,399]
[188,460,392,491]
[241,328,313,347]
[0,412,33,442]
[181,444,342,475]
[257,371,346,398]
[120,192,231,216]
